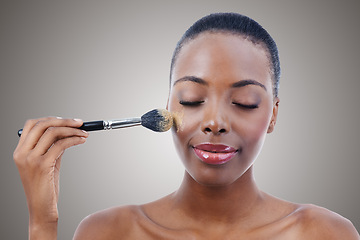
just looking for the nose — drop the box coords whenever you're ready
[201,104,230,135]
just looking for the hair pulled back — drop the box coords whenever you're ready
[170,12,280,97]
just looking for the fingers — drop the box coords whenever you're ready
[46,135,87,161]
[13,117,87,169]
[12,117,89,231]
[20,118,84,152]
[17,117,55,146]
[14,117,53,166]
[33,126,88,156]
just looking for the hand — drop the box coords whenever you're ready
[13,117,89,239]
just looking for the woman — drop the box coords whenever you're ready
[14,13,359,239]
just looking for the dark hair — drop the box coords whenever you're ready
[170,12,280,97]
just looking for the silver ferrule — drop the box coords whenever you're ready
[104,117,142,130]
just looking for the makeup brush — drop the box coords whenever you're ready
[17,109,173,137]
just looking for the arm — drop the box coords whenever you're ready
[13,117,89,240]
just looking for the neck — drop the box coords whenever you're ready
[172,166,264,224]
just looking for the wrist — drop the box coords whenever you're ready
[29,219,58,240]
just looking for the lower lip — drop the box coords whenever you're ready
[193,148,237,165]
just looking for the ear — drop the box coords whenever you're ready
[267,97,280,133]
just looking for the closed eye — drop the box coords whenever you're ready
[232,102,259,109]
[179,100,204,106]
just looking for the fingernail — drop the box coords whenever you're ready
[74,118,83,122]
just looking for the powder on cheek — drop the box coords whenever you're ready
[171,110,184,132]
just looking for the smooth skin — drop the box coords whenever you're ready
[13,117,88,239]
[14,33,359,239]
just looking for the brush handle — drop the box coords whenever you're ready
[17,118,142,137]
[79,121,105,131]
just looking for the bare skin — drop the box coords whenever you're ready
[13,117,88,239]
[14,33,359,239]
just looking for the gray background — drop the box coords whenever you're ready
[1,0,359,239]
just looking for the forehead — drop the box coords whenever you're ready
[171,33,272,90]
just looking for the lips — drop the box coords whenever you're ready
[193,143,238,165]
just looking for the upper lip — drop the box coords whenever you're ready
[193,143,237,153]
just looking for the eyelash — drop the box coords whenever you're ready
[179,100,204,106]
[179,100,258,109]
[232,102,259,109]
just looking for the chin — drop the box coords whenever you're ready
[186,163,250,187]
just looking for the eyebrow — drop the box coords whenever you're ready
[173,76,208,86]
[232,79,267,91]
[173,76,267,91]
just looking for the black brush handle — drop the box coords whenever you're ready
[78,121,104,131]
[17,129,23,137]
[17,120,105,137]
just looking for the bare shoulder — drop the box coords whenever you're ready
[73,205,143,240]
[295,204,359,239]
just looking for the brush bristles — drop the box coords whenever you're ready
[141,109,173,132]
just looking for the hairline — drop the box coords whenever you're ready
[169,30,276,96]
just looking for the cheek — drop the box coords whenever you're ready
[169,102,210,171]
[234,106,272,152]
[169,96,195,158]
[168,93,201,138]
[248,114,270,137]
[170,116,197,169]
[171,109,201,147]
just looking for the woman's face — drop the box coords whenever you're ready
[168,33,279,186]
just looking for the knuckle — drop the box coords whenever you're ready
[13,150,40,169]
[24,119,38,129]
[13,149,22,164]
[45,126,63,138]
[34,119,47,127]
[24,119,35,126]
[26,118,44,126]
[24,117,57,129]
[54,138,68,149]
[46,126,56,133]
